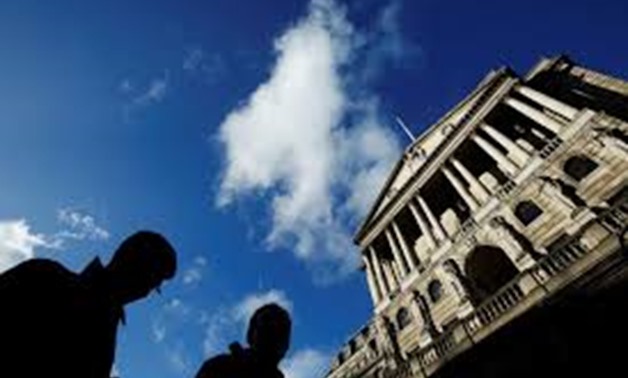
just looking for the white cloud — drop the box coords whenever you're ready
[361,0,420,82]
[282,349,330,378]
[232,289,293,324]
[182,256,207,286]
[0,219,58,273]
[151,321,167,343]
[57,208,110,241]
[183,48,226,84]
[134,73,169,106]
[165,342,193,374]
[216,0,403,282]
[183,48,205,71]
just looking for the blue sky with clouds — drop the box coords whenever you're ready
[0,0,627,377]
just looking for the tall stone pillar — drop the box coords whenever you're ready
[409,201,437,250]
[504,97,564,134]
[451,158,491,202]
[515,85,579,120]
[417,195,448,242]
[392,221,419,271]
[363,253,382,305]
[481,123,531,167]
[369,246,389,298]
[382,259,399,292]
[472,134,519,177]
[386,229,410,277]
[442,166,480,212]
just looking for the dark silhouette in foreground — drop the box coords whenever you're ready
[195,303,291,378]
[0,230,177,378]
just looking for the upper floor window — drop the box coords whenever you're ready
[369,339,378,354]
[396,307,412,331]
[428,280,443,303]
[564,155,599,182]
[515,200,543,226]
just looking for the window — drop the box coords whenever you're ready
[396,308,412,330]
[369,339,378,354]
[428,280,443,303]
[349,340,356,354]
[564,155,599,182]
[515,200,543,226]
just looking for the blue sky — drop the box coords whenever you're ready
[0,0,626,377]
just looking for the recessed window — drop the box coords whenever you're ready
[428,280,443,303]
[564,155,599,182]
[515,200,543,226]
[396,307,412,330]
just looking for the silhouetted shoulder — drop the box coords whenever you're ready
[195,353,239,378]
[0,258,77,293]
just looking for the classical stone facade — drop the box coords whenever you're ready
[326,56,628,378]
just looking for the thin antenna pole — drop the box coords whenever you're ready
[395,116,416,142]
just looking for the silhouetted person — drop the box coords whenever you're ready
[195,303,291,378]
[0,230,177,378]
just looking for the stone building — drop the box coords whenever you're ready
[326,55,628,378]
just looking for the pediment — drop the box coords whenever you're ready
[355,69,507,244]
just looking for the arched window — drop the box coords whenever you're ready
[515,200,543,226]
[396,307,412,330]
[564,155,599,182]
[428,280,443,303]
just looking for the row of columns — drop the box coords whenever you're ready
[363,85,580,307]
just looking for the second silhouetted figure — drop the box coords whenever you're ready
[195,303,292,378]
[0,230,177,378]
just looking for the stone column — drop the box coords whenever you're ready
[382,259,399,291]
[481,123,531,167]
[363,253,382,305]
[413,291,439,338]
[417,195,448,242]
[409,201,437,250]
[386,229,409,276]
[515,85,579,120]
[472,134,519,176]
[369,246,389,297]
[442,166,480,212]
[392,221,419,271]
[504,97,563,134]
[451,158,491,202]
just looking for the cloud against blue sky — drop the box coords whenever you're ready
[217,0,403,282]
[1,0,627,377]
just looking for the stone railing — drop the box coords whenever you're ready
[394,202,627,378]
[538,135,563,159]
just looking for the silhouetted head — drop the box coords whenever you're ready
[106,231,177,305]
[246,303,291,365]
